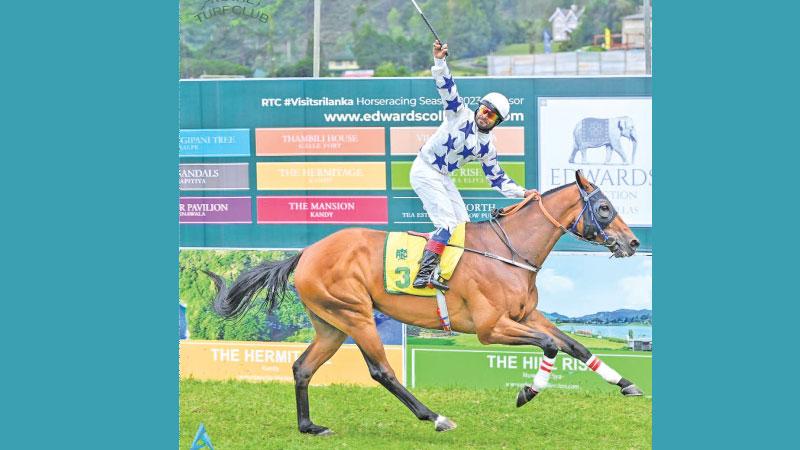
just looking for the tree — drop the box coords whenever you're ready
[272,33,329,77]
[374,62,411,77]
[409,0,503,59]
[565,0,639,49]
[180,58,253,78]
[273,57,314,77]
[180,0,305,77]
[352,23,427,71]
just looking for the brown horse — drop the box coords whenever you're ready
[205,170,644,435]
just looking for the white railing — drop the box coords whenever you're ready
[488,50,649,76]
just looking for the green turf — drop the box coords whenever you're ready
[180,379,652,449]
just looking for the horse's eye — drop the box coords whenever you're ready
[596,203,611,219]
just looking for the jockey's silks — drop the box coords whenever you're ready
[416,58,525,199]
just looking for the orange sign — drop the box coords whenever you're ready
[179,340,404,386]
[389,126,525,155]
[256,127,385,155]
[256,162,386,190]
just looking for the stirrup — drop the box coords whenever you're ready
[428,265,449,291]
[413,264,449,291]
[413,276,448,291]
[428,277,449,291]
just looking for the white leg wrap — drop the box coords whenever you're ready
[532,355,556,392]
[586,355,622,384]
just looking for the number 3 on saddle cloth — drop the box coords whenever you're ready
[384,223,466,331]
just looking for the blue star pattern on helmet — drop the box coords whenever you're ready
[459,120,475,140]
[432,151,447,170]
[438,74,455,94]
[490,175,507,189]
[442,133,456,152]
[478,142,491,158]
[447,161,460,172]
[458,145,475,159]
[445,97,462,113]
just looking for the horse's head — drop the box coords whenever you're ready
[572,170,640,257]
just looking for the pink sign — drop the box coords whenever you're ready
[257,196,388,224]
[389,126,525,155]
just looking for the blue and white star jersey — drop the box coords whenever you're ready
[418,58,525,198]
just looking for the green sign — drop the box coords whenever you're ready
[407,345,652,394]
[391,161,527,190]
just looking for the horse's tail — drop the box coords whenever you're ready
[202,251,303,319]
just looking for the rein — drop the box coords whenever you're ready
[497,190,567,233]
[442,192,553,274]
[447,240,540,273]
[448,184,619,273]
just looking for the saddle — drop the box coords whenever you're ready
[384,223,466,297]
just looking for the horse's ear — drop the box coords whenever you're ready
[575,169,592,190]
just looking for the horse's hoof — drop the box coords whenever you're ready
[434,415,457,432]
[300,424,334,436]
[516,385,539,408]
[621,384,644,396]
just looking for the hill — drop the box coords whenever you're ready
[544,309,652,324]
[179,0,641,77]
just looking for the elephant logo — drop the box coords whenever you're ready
[569,116,638,165]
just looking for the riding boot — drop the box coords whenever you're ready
[413,249,449,291]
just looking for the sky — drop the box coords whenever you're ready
[536,252,652,317]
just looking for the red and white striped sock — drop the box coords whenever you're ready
[585,355,622,384]
[532,355,556,392]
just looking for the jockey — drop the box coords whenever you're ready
[411,40,529,291]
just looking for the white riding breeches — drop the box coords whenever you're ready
[410,155,470,232]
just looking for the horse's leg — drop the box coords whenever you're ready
[527,310,644,397]
[349,324,457,432]
[292,312,347,436]
[475,316,561,407]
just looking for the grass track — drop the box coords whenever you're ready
[180,379,651,449]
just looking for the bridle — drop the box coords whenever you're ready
[567,182,619,248]
[462,183,620,272]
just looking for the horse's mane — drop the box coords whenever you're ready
[540,182,575,197]
[473,182,575,224]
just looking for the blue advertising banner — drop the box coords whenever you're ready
[179,77,652,252]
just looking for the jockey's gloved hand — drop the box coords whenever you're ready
[433,40,448,59]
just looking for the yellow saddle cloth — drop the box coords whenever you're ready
[384,223,466,297]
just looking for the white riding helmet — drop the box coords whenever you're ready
[480,92,511,122]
